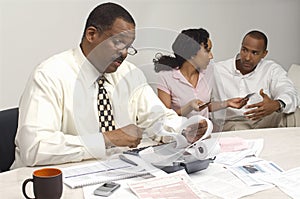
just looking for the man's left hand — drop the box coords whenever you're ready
[244,89,280,120]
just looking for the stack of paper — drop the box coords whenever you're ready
[62,158,149,188]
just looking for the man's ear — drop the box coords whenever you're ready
[85,26,98,43]
[262,50,268,59]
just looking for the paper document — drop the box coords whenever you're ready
[214,138,264,165]
[128,170,208,199]
[218,137,248,152]
[191,164,274,199]
[83,175,151,199]
[258,167,300,199]
[83,164,167,199]
[139,142,185,166]
[62,158,149,188]
[228,160,283,186]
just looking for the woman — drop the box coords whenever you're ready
[154,28,246,118]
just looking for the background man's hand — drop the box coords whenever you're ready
[103,124,143,148]
[244,89,280,120]
[182,119,208,143]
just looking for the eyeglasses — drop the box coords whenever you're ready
[94,26,137,56]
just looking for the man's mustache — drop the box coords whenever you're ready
[113,55,124,63]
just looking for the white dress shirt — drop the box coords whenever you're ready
[211,55,299,120]
[12,47,186,168]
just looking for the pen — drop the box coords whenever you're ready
[119,154,138,166]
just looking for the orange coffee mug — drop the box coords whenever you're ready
[22,168,63,199]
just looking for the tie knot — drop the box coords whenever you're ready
[97,76,106,86]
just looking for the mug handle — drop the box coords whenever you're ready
[22,178,35,199]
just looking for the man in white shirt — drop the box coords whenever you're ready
[12,3,209,168]
[211,30,299,131]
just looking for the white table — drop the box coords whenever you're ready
[1,127,299,198]
[213,127,300,199]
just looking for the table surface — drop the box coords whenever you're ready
[1,127,300,199]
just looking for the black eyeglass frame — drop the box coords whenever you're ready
[94,26,138,56]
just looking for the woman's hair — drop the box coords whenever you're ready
[154,28,209,72]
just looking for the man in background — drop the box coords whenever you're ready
[211,30,299,131]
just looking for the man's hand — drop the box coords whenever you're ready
[182,119,208,143]
[244,89,280,120]
[103,124,143,148]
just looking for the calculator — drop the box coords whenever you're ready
[123,142,171,156]
[123,145,156,156]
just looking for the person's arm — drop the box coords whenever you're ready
[140,87,210,144]
[244,64,299,120]
[209,97,247,112]
[133,74,209,144]
[117,64,210,147]
[157,89,206,116]
[244,89,282,120]
[15,70,104,167]
[269,65,299,113]
[156,71,207,117]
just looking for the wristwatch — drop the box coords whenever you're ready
[276,99,286,113]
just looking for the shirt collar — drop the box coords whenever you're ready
[172,68,205,85]
[173,69,182,79]
[233,54,240,75]
[73,46,101,87]
[234,53,253,76]
[234,53,264,76]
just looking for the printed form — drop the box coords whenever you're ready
[128,170,210,199]
[258,167,300,199]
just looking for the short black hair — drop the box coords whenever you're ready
[243,30,268,50]
[82,2,135,38]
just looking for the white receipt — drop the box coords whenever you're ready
[139,143,185,166]
[193,138,221,160]
[153,115,213,149]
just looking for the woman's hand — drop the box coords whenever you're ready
[227,97,248,109]
[190,99,210,112]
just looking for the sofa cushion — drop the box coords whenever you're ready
[288,64,300,106]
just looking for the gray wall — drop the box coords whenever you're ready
[1,0,300,109]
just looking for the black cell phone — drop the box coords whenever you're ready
[243,93,255,99]
[93,182,120,197]
[199,101,211,109]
